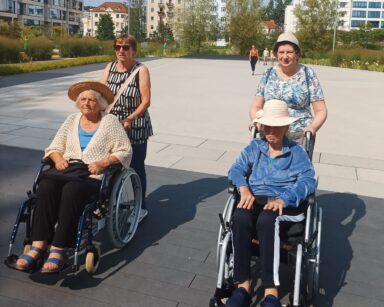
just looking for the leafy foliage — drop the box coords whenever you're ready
[97,14,115,40]
[262,0,290,27]
[0,36,22,63]
[174,0,219,53]
[121,0,146,42]
[226,0,264,55]
[26,36,54,60]
[293,0,337,56]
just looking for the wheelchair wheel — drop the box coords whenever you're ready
[107,168,142,249]
[85,245,100,275]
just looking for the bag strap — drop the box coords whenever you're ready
[304,65,311,103]
[106,65,142,114]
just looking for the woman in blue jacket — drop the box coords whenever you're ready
[226,100,316,307]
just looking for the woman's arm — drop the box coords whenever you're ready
[48,151,68,170]
[122,65,151,129]
[100,63,112,84]
[250,96,265,121]
[305,100,327,135]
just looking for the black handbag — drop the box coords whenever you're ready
[42,159,91,182]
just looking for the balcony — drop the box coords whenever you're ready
[158,3,165,9]
[166,1,174,9]
[158,10,165,18]
[167,11,174,17]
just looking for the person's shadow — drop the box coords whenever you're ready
[314,192,366,306]
[32,167,228,288]
[247,192,366,306]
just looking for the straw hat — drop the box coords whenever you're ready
[68,81,114,104]
[272,32,300,54]
[253,100,298,127]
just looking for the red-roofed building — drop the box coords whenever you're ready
[262,19,279,34]
[83,2,128,37]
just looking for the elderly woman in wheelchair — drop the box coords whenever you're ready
[224,100,316,307]
[12,81,132,274]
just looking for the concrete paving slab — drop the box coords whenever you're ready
[217,150,239,164]
[198,139,247,152]
[6,127,56,140]
[0,136,50,151]
[145,152,183,168]
[0,123,24,134]
[320,152,384,171]
[0,134,18,143]
[313,162,357,180]
[160,144,225,161]
[147,140,170,153]
[171,156,230,176]
[318,175,384,198]
[356,168,384,184]
[150,133,206,147]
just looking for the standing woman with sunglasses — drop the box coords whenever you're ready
[101,34,153,222]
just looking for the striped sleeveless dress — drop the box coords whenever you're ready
[106,61,153,145]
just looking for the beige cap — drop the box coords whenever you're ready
[273,32,300,54]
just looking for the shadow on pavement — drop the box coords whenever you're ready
[315,192,366,307]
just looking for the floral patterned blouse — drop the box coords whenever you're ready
[255,65,325,133]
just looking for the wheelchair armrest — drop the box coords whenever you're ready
[41,157,54,167]
[304,131,315,161]
[228,181,239,197]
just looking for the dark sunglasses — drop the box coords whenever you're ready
[114,44,131,51]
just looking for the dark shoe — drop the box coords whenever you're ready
[15,246,46,272]
[226,287,251,307]
[260,295,281,307]
[40,248,67,274]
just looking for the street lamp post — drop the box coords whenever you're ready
[127,0,131,34]
[332,0,339,54]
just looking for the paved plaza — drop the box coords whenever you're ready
[0,58,383,306]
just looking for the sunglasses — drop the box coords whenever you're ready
[114,44,131,51]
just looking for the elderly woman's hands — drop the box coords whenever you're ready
[237,186,255,210]
[55,159,69,171]
[264,198,285,215]
[88,160,108,175]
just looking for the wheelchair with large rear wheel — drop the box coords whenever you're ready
[210,131,322,307]
[5,157,142,275]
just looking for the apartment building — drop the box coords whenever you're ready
[146,0,180,38]
[285,0,384,32]
[0,0,84,34]
[83,2,128,37]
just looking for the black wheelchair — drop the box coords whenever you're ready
[5,157,142,274]
[209,131,322,307]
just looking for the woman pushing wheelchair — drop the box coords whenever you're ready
[226,100,316,307]
[14,81,132,274]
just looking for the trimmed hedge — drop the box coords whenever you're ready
[0,36,22,63]
[59,37,101,57]
[0,55,113,76]
[27,36,54,61]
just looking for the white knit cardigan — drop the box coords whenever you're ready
[45,113,132,179]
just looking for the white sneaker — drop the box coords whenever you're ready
[139,209,148,223]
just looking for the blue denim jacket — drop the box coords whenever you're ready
[228,138,316,208]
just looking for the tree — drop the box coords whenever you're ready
[121,0,146,41]
[226,0,264,55]
[175,0,219,53]
[97,14,115,40]
[293,0,338,55]
[262,0,290,27]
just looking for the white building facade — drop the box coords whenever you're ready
[285,0,384,32]
[82,2,128,37]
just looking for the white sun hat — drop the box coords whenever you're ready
[273,32,300,54]
[253,100,299,127]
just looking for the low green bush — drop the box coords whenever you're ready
[0,36,22,63]
[27,36,54,61]
[59,37,101,57]
[0,55,113,75]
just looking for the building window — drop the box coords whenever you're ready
[221,17,226,22]
[95,22,98,26]
[339,1,348,8]
[351,20,365,27]
[367,20,380,27]
[368,11,380,18]
[151,25,154,29]
[151,16,154,20]
[352,10,366,17]
[368,2,381,8]
[95,13,98,17]
[352,1,367,8]
[221,7,226,12]
[151,8,154,12]
[52,0,60,6]
[116,14,119,18]
[116,22,119,27]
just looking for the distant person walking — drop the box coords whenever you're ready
[249,45,259,75]
[263,48,269,65]
[270,49,275,66]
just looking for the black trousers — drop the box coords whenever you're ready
[250,56,258,71]
[130,142,148,209]
[232,198,305,288]
[31,177,100,248]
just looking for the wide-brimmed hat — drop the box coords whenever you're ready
[68,81,114,104]
[253,100,298,127]
[272,32,300,54]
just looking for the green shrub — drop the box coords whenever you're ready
[0,55,113,75]
[59,37,101,57]
[0,36,22,63]
[330,48,384,67]
[27,36,54,60]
